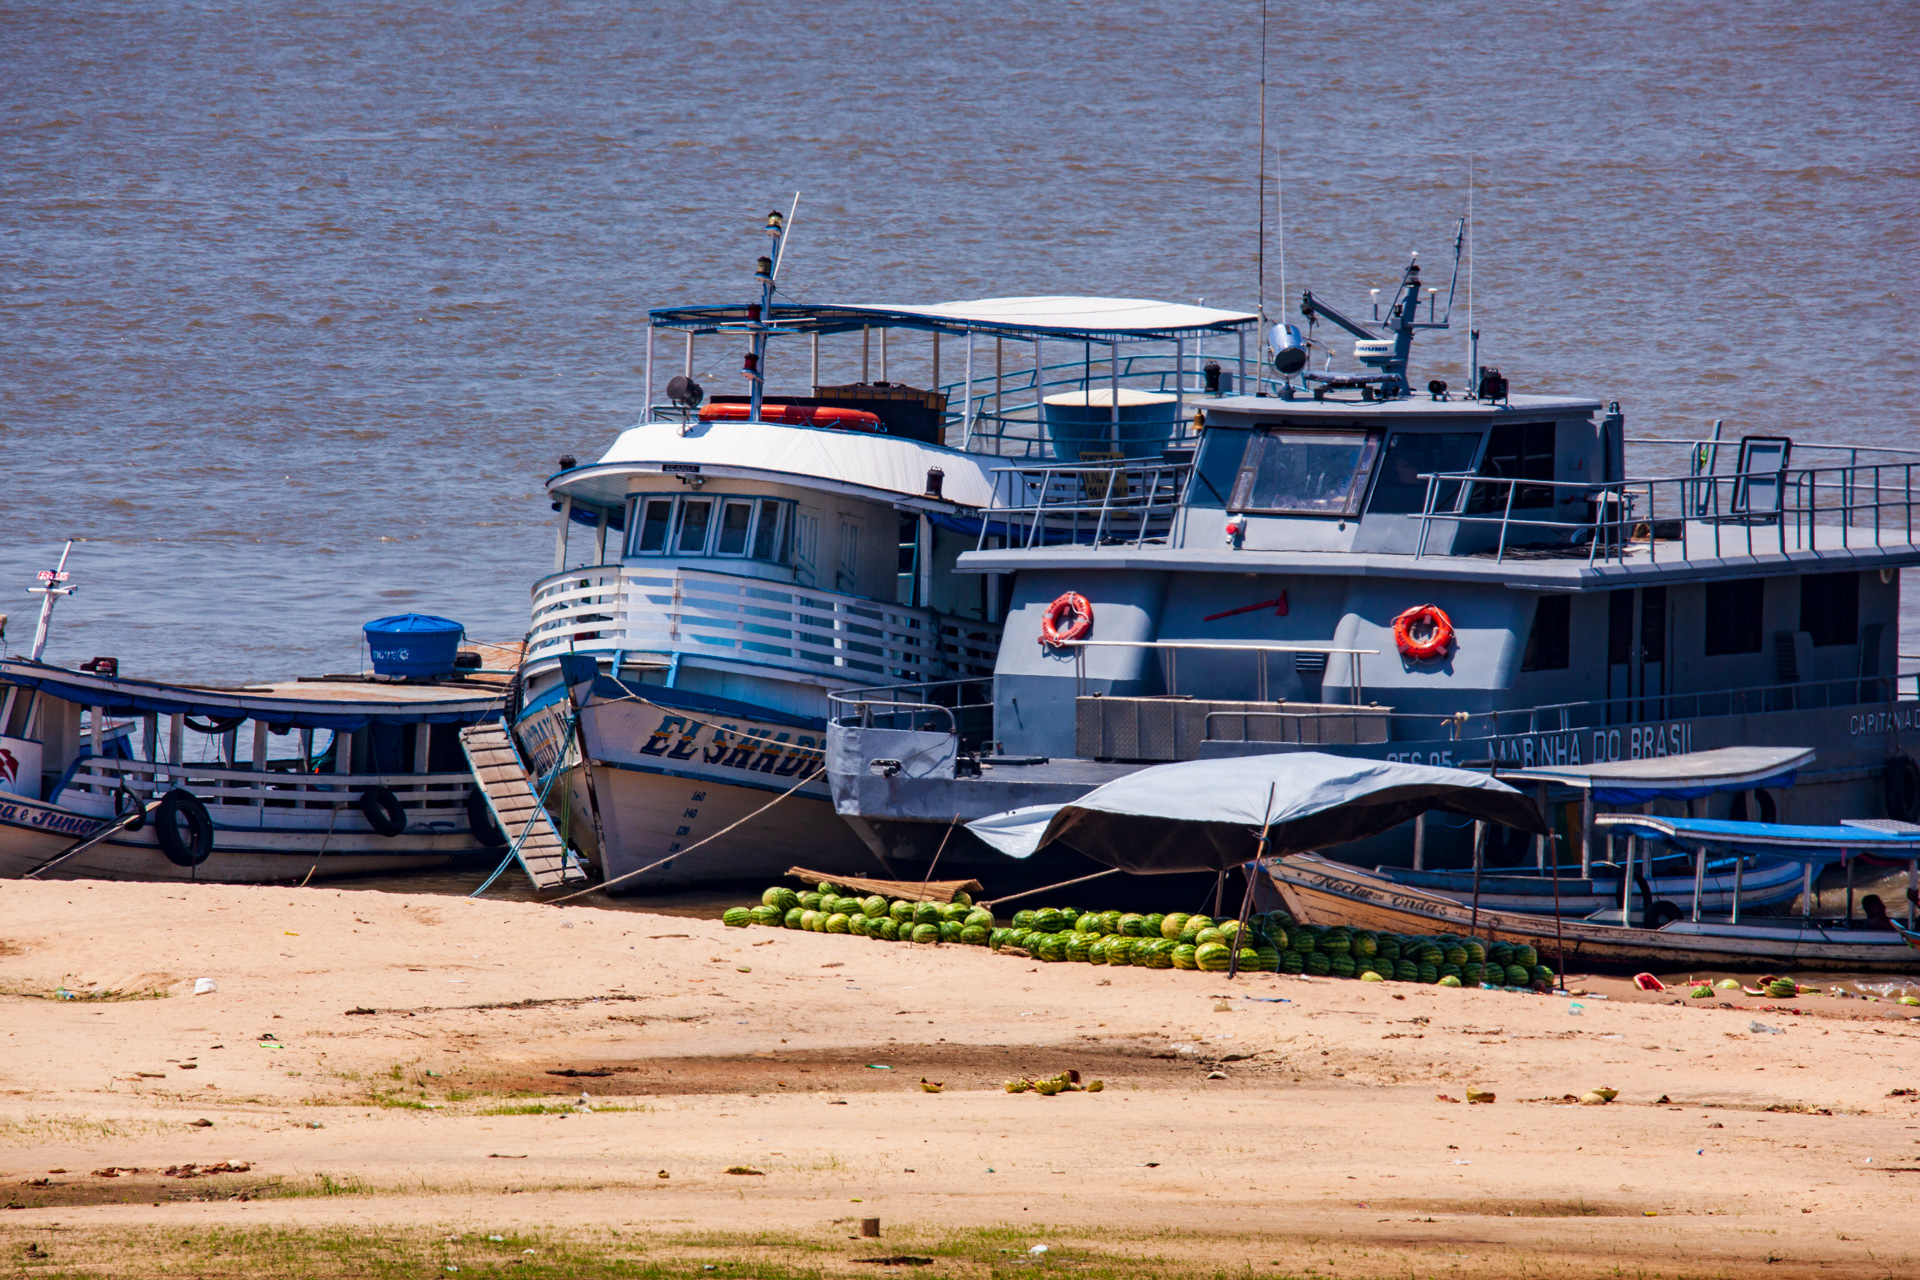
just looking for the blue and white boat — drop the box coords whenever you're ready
[514,212,1262,889]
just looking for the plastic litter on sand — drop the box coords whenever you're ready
[192,978,217,995]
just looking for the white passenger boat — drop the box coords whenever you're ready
[515,210,1260,889]
[0,575,513,882]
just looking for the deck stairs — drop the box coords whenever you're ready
[459,723,586,890]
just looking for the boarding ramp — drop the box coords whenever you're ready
[459,724,585,890]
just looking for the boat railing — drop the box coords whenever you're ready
[980,460,1193,550]
[938,349,1232,457]
[56,754,474,815]
[527,563,1002,684]
[825,676,995,736]
[1412,454,1920,564]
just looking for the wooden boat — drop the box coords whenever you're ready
[1267,854,1920,974]
[1368,854,1804,917]
[0,657,512,884]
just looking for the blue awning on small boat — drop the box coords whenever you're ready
[1595,812,1920,864]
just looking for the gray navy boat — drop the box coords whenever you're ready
[826,243,1920,887]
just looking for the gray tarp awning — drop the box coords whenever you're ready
[1594,813,1920,865]
[966,752,1547,874]
[1498,746,1814,804]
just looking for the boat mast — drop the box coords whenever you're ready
[747,209,786,423]
[26,541,75,662]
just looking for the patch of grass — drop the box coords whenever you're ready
[476,1102,645,1116]
[0,982,172,1002]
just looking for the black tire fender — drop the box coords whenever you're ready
[465,786,507,848]
[358,785,409,838]
[154,789,213,867]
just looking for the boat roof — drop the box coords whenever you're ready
[0,659,506,731]
[1500,746,1813,803]
[647,296,1259,344]
[550,418,1000,511]
[1595,812,1920,863]
[1198,391,1604,419]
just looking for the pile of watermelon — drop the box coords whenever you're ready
[722,882,994,944]
[721,889,1555,988]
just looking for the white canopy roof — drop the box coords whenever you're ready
[833,296,1257,340]
[551,419,1001,511]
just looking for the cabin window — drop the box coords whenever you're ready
[1704,579,1765,655]
[1520,595,1570,671]
[1366,432,1482,514]
[625,493,794,565]
[1468,421,1555,511]
[1190,428,1252,507]
[1607,590,1633,665]
[636,499,674,552]
[716,501,754,556]
[1800,572,1858,646]
[1228,429,1381,516]
[1640,585,1667,665]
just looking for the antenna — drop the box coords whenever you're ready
[771,190,801,283]
[1276,160,1286,324]
[1467,152,1478,393]
[1256,0,1268,326]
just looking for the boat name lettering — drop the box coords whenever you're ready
[1850,709,1917,736]
[661,463,701,474]
[0,800,101,837]
[641,714,820,777]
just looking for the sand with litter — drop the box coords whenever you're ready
[1,878,1918,1277]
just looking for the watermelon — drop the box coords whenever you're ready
[1037,934,1068,962]
[1443,943,1468,968]
[1417,961,1439,983]
[799,891,824,911]
[1098,910,1123,933]
[1291,927,1318,954]
[848,914,871,937]
[937,920,963,944]
[749,904,782,926]
[1329,954,1355,978]
[799,909,820,931]
[1462,962,1485,984]
[1251,945,1280,972]
[1487,942,1513,967]
[1194,927,1227,948]
[1033,908,1064,933]
[1177,926,1201,946]
[1394,959,1418,982]
[953,891,974,907]
[816,881,837,895]
[1305,952,1331,976]
[911,901,939,926]
[1011,909,1036,930]
[722,907,751,928]
[1464,940,1485,964]
[911,923,939,944]
[1437,961,1462,981]
[1279,950,1305,973]
[1195,942,1231,972]
[1767,977,1798,998]
[1104,938,1135,967]
[1162,912,1192,939]
[1146,942,1177,969]
[944,902,972,924]
[1531,965,1555,987]
[1065,934,1093,962]
[1086,937,1111,964]
[1351,930,1378,958]
[825,912,851,935]
[883,900,909,924]
[1075,913,1103,935]
[1375,935,1401,962]
[1143,913,1168,937]
[783,907,805,929]
[1173,944,1199,970]
[1505,964,1530,986]
[1514,944,1538,969]
[1438,975,1463,988]
[988,927,1011,949]
[1263,924,1289,952]
[1119,913,1149,937]
[856,894,885,918]
[1233,948,1262,972]
[1320,928,1352,955]
[1217,920,1242,944]
[874,918,900,941]
[965,908,995,930]
[760,887,787,909]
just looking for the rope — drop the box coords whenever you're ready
[550,765,824,904]
[469,709,577,899]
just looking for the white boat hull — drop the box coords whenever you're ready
[0,791,477,883]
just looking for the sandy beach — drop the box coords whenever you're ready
[2,878,1918,1278]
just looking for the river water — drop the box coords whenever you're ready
[2,0,1916,679]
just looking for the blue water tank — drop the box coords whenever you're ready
[364,614,464,679]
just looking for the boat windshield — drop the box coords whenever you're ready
[1229,430,1380,516]
[1367,431,1483,514]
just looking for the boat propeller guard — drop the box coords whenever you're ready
[1392,604,1454,662]
[1040,592,1093,647]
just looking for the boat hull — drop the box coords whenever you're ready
[1369,857,1805,917]
[0,791,473,883]
[526,682,880,890]
[1268,855,1919,974]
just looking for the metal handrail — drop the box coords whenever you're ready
[982,460,1192,550]
[1054,638,1377,705]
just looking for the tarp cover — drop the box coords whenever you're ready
[1499,746,1813,805]
[966,752,1547,874]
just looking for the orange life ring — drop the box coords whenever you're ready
[1392,604,1454,661]
[697,401,885,432]
[1040,592,1093,646]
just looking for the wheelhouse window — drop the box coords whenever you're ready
[1520,595,1571,671]
[1366,431,1483,514]
[1704,579,1765,655]
[626,493,794,565]
[1800,572,1858,646]
[1469,421,1556,511]
[1228,429,1381,516]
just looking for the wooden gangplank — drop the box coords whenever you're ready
[460,724,585,890]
